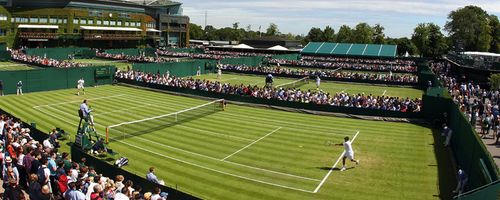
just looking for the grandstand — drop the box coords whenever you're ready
[301,42,397,58]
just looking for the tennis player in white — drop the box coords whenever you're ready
[336,136,359,171]
[217,67,222,80]
[316,75,321,89]
[77,78,85,96]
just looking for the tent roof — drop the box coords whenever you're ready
[232,44,254,49]
[267,45,289,51]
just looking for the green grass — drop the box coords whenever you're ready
[0,61,39,71]
[197,73,424,99]
[70,59,132,70]
[0,85,450,200]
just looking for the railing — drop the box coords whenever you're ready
[163,27,187,32]
[18,32,58,39]
[83,33,143,40]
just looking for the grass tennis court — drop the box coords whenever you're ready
[197,72,423,99]
[0,85,451,200]
[70,59,131,70]
[0,61,39,71]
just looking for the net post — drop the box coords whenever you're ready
[105,127,109,144]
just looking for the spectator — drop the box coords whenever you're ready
[147,167,161,184]
[453,166,468,195]
[28,174,42,200]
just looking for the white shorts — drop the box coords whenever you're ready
[77,85,84,89]
[344,151,354,160]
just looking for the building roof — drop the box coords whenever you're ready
[462,51,500,57]
[267,45,289,51]
[80,26,142,31]
[18,24,59,29]
[301,42,397,58]
[232,44,254,49]
[146,28,161,32]
[117,0,181,6]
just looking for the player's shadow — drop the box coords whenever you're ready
[317,167,355,171]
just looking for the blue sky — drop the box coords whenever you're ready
[179,0,500,38]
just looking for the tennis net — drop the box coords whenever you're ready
[275,76,309,89]
[106,99,225,142]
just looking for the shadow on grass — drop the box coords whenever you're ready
[317,166,355,171]
[431,128,456,200]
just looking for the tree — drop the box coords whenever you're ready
[353,23,373,44]
[490,74,500,90]
[189,23,204,40]
[305,27,323,42]
[336,25,353,43]
[322,26,335,42]
[395,37,417,56]
[266,23,279,36]
[489,15,500,53]
[204,25,218,40]
[445,5,492,52]
[372,24,385,44]
[246,24,252,32]
[412,23,447,57]
[232,22,240,30]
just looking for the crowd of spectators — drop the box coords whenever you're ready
[268,59,417,73]
[204,50,272,57]
[431,61,500,143]
[220,65,418,84]
[116,70,422,112]
[155,49,236,60]
[96,52,176,63]
[11,50,90,68]
[0,113,169,199]
[301,56,417,66]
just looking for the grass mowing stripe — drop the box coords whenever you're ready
[110,136,317,193]
[222,127,282,161]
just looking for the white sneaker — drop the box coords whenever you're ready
[356,160,360,165]
[340,167,346,171]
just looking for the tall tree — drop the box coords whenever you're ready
[372,24,385,44]
[232,22,240,30]
[266,23,279,36]
[395,37,417,56]
[353,23,373,44]
[189,23,204,40]
[489,15,500,53]
[412,23,447,57]
[322,26,335,42]
[445,5,492,52]
[204,25,218,40]
[305,27,323,42]
[336,25,352,43]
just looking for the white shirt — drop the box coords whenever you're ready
[344,141,353,153]
[78,79,84,86]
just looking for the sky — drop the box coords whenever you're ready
[178,0,500,38]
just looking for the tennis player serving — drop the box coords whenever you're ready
[335,136,360,171]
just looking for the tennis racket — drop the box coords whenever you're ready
[324,140,335,146]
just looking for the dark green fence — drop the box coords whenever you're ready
[105,48,156,57]
[25,47,92,60]
[421,65,500,199]
[220,56,264,67]
[455,180,500,200]
[132,60,217,77]
[270,53,300,61]
[0,66,115,95]
[163,48,204,54]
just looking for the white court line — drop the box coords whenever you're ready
[222,127,282,161]
[111,137,316,193]
[382,90,387,96]
[39,106,320,183]
[33,94,126,108]
[313,130,360,193]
